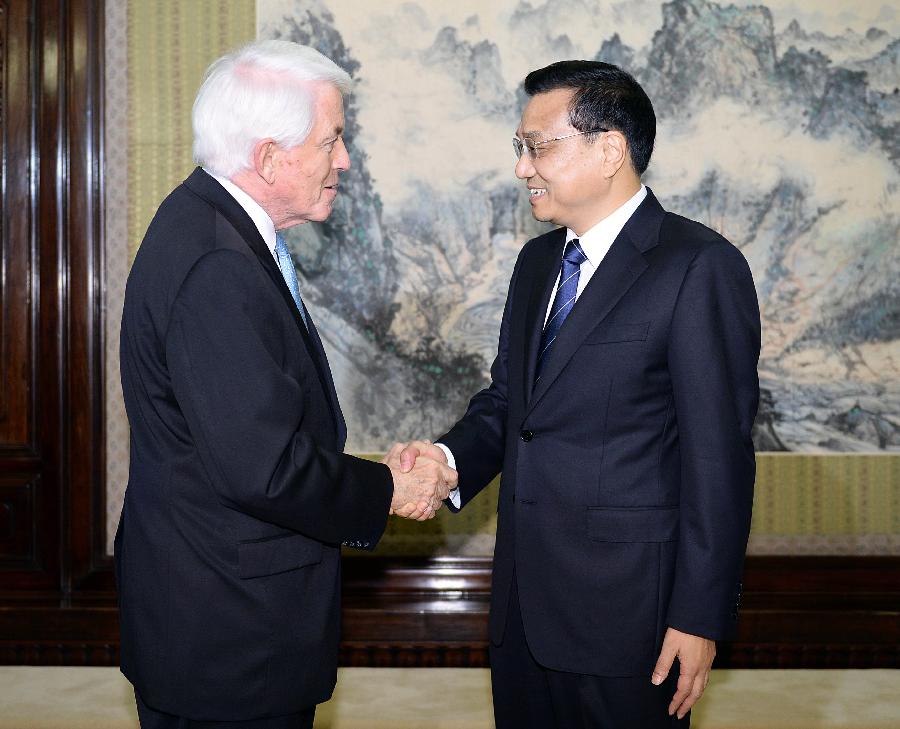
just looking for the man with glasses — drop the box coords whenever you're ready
[396,61,760,728]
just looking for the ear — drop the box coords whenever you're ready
[251,138,278,185]
[600,131,628,179]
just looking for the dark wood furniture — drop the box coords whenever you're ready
[1,0,898,669]
[2,554,899,668]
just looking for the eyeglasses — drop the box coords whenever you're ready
[513,129,608,160]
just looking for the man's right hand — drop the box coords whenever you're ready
[382,442,456,521]
[397,440,448,474]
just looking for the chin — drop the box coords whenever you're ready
[300,207,334,224]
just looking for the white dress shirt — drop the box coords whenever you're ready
[205,168,278,260]
[441,185,648,506]
[544,185,647,326]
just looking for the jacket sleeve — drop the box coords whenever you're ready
[664,240,761,640]
[165,248,392,548]
[438,250,525,510]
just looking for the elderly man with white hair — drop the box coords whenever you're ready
[115,40,456,728]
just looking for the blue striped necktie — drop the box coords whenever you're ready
[536,238,587,381]
[274,233,309,330]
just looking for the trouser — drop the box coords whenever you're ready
[135,693,315,729]
[489,572,690,729]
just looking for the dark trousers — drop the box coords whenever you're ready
[490,574,690,729]
[135,693,315,729]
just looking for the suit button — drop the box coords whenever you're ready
[520,430,533,442]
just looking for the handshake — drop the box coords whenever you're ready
[382,440,458,521]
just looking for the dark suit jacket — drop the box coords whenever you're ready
[440,189,760,677]
[115,168,393,719]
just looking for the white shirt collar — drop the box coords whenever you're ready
[204,168,278,257]
[565,185,647,264]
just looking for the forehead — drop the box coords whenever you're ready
[518,87,576,137]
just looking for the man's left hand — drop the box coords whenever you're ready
[651,627,716,719]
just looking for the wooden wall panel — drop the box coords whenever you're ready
[1,556,899,668]
[0,0,57,597]
[0,0,103,599]
[0,477,38,570]
[0,1,35,455]
[64,0,108,598]
[0,1,33,452]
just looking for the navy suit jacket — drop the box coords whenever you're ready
[440,189,760,676]
[115,168,393,719]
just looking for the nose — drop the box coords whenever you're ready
[515,152,534,180]
[334,137,351,171]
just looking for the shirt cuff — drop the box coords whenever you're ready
[435,442,461,509]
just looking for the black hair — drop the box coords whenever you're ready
[523,60,656,175]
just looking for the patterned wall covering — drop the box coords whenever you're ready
[105,0,130,559]
[105,0,900,555]
[127,0,257,252]
[105,0,256,553]
[258,0,900,457]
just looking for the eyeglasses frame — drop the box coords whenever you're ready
[512,128,609,160]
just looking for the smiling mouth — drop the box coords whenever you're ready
[529,188,546,198]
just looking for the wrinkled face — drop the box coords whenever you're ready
[515,88,607,234]
[271,83,350,228]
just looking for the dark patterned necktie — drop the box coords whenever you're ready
[535,238,588,382]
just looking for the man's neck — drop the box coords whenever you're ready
[571,178,642,237]
[228,171,271,215]
[206,168,278,251]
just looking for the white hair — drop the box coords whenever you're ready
[192,40,353,177]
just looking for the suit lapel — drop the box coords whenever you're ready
[523,189,665,417]
[184,169,312,343]
[183,168,344,444]
[302,312,348,447]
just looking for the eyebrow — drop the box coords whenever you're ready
[516,129,543,140]
[321,125,344,142]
